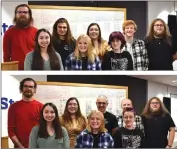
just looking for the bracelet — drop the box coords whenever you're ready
[167,145,172,148]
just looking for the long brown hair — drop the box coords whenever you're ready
[146,18,172,45]
[52,18,75,44]
[38,103,63,139]
[31,28,61,70]
[141,97,170,118]
[62,97,86,123]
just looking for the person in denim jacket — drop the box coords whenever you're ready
[75,110,114,148]
[65,34,101,70]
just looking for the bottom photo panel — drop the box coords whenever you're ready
[1,74,177,148]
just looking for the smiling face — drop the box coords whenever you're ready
[67,99,78,114]
[89,113,102,130]
[38,31,50,49]
[88,25,100,40]
[78,38,88,53]
[22,81,36,98]
[96,96,108,113]
[124,24,136,38]
[43,105,56,122]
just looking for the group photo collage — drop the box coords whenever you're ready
[1,1,177,149]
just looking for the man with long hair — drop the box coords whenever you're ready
[52,18,76,68]
[141,97,175,148]
[145,18,177,70]
[7,78,43,148]
[3,4,38,70]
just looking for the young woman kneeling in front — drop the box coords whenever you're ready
[113,108,144,148]
[24,28,63,70]
[65,34,101,70]
[75,110,114,148]
[29,103,70,148]
[102,31,133,70]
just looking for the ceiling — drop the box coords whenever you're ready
[130,75,177,87]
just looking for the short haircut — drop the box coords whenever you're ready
[108,31,126,49]
[19,77,37,92]
[122,20,137,31]
[122,107,136,116]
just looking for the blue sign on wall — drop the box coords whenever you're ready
[1,23,14,35]
[1,97,15,109]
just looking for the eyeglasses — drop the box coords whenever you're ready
[23,85,35,89]
[96,102,107,105]
[154,24,164,27]
[16,11,29,14]
[150,102,160,105]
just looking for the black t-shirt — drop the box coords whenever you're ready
[145,37,176,70]
[141,113,176,148]
[91,133,101,148]
[104,111,118,135]
[81,57,88,70]
[113,127,144,148]
[52,39,76,68]
[102,51,133,70]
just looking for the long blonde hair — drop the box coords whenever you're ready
[141,97,170,118]
[86,110,107,133]
[74,34,95,63]
[146,18,172,45]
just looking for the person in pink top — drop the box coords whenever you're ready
[3,4,38,70]
[7,78,43,148]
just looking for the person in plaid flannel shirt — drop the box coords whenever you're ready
[65,34,101,70]
[75,110,114,148]
[117,99,144,133]
[122,20,149,71]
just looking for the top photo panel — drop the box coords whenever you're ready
[1,1,177,71]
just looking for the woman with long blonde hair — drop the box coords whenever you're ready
[75,110,114,148]
[65,34,101,70]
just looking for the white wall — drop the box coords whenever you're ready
[1,73,47,148]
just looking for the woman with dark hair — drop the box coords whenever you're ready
[24,28,63,70]
[113,108,144,148]
[59,97,87,148]
[102,31,133,70]
[87,23,111,61]
[29,103,70,148]
[52,18,76,68]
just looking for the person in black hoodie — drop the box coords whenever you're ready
[113,108,144,148]
[102,31,133,70]
[51,18,76,69]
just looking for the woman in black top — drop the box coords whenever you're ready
[113,108,144,148]
[51,18,76,69]
[102,31,133,70]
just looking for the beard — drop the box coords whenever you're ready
[23,91,34,98]
[153,30,165,38]
[150,108,162,115]
[15,16,31,28]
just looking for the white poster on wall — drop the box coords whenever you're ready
[35,82,128,117]
[30,5,126,41]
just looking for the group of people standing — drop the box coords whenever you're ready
[8,77,176,148]
[3,4,177,70]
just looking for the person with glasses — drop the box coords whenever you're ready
[141,97,176,148]
[3,4,38,70]
[113,108,144,148]
[117,99,144,133]
[7,78,43,148]
[96,95,118,135]
[144,18,177,70]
